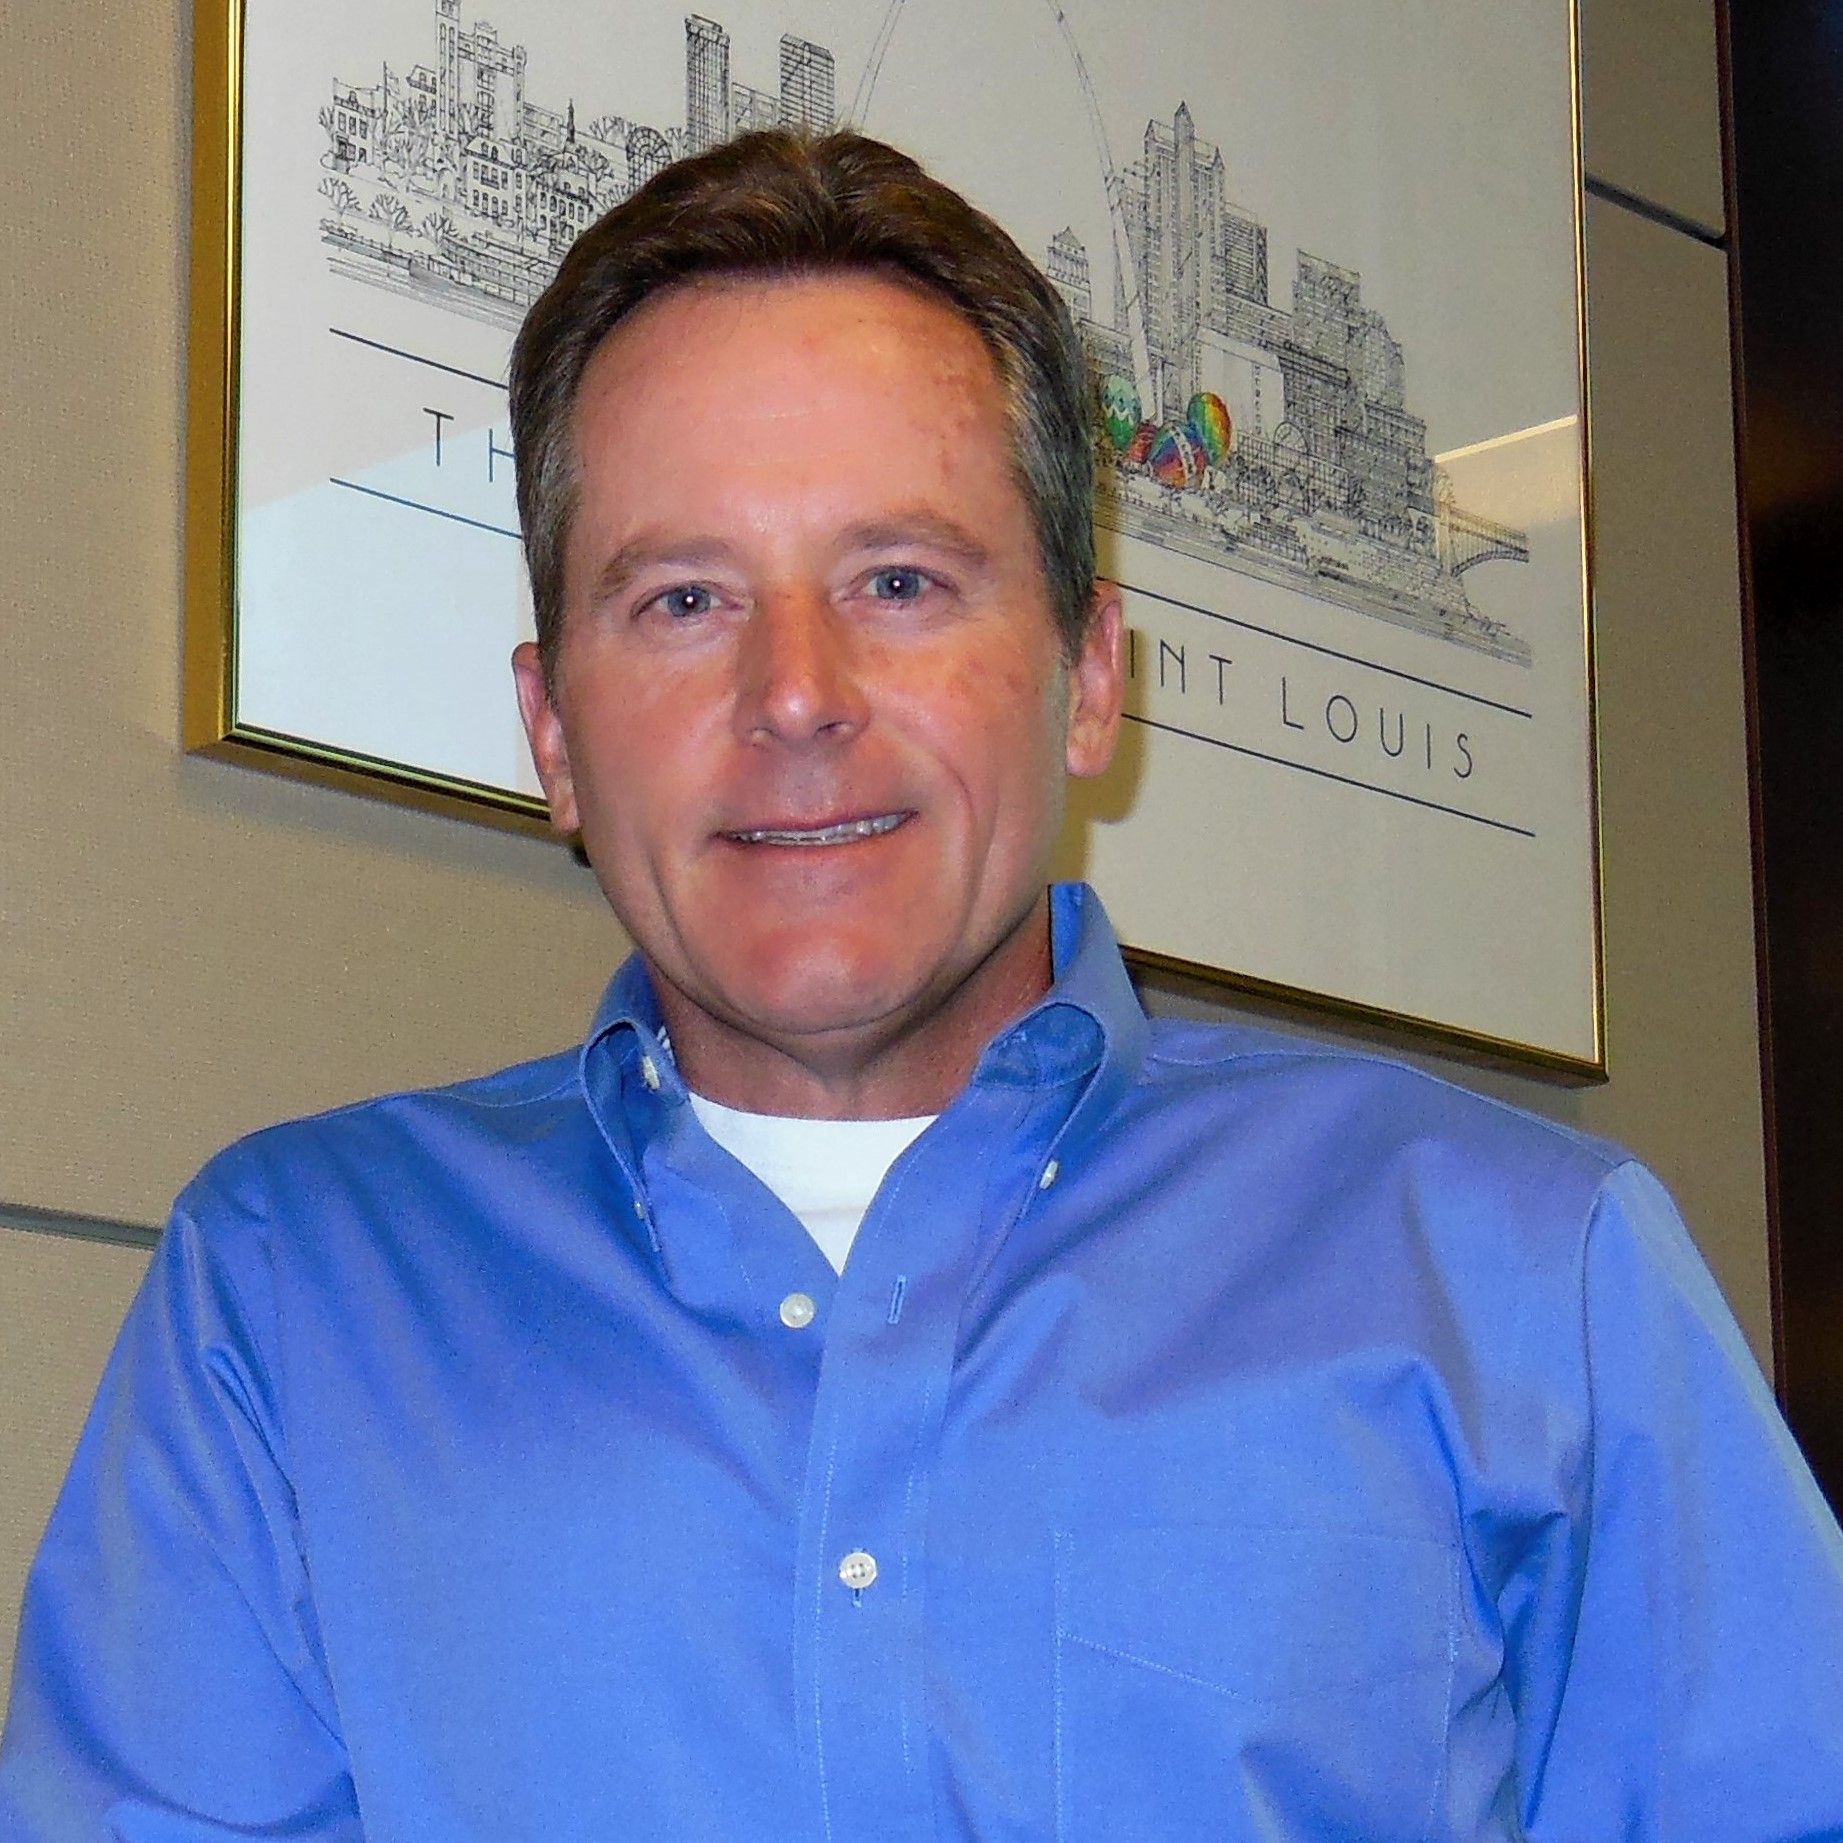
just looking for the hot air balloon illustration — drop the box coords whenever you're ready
[1185,391,1233,466]
[1148,424,1204,488]
[1099,374,1142,453]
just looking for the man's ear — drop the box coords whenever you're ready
[512,641,581,836]
[1064,583,1125,780]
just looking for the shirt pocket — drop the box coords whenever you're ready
[1052,1523,1457,1843]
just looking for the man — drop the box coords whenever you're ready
[4,130,1842,1839]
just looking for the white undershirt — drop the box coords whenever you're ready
[687,1094,936,1274]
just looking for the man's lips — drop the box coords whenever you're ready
[721,811,914,847]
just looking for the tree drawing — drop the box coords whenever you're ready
[368,193,413,248]
[318,174,361,217]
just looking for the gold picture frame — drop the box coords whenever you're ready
[183,0,1603,1073]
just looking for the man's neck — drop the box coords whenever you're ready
[650,907,1055,1120]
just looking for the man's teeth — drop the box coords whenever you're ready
[732,813,907,846]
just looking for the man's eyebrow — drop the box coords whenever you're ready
[584,534,737,608]
[839,514,994,567]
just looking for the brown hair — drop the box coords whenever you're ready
[508,129,1095,680]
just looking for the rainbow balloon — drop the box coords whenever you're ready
[1149,424,1204,489]
[1186,391,1233,465]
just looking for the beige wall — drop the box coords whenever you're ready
[1,0,1753,1709]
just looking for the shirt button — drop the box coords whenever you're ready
[639,1055,661,1092]
[779,1292,817,1330]
[1038,1158,1061,1190]
[838,1549,878,1591]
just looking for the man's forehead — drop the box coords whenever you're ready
[574,267,1000,405]
[562,271,1012,516]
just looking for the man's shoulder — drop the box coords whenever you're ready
[1135,1013,1629,1197]
[178,1044,590,1223]
[246,1043,583,1144]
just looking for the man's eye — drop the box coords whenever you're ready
[651,585,714,619]
[868,568,931,603]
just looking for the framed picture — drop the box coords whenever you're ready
[185,0,1601,1071]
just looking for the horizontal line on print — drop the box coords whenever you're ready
[1124,712,1536,837]
[329,326,506,392]
[328,478,520,541]
[1120,580,1534,719]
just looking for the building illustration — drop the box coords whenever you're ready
[318,7,834,321]
[1059,101,1532,665]
[317,7,1529,662]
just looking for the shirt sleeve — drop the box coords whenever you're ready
[0,1178,363,1838]
[1509,1159,1843,1839]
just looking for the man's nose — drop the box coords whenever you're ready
[735,588,869,747]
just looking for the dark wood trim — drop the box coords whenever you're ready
[1713,0,1789,1406]
[1723,1,1843,1498]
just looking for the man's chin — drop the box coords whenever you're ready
[710,966,929,1055]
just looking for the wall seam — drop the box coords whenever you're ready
[1584,171,1726,248]
[1,1205,161,1253]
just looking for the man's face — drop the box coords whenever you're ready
[514,272,1121,1106]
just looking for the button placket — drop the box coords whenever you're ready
[792,1085,1042,1843]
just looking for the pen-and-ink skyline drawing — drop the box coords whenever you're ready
[317,2,1533,665]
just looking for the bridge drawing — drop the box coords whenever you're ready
[315,1,1534,665]
[1440,502,1531,578]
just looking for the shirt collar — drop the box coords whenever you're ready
[578,881,1148,1169]
[987,881,1149,1160]
[966,882,1146,1093]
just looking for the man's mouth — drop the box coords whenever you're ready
[725,812,911,847]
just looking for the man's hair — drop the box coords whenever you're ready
[509,129,1096,680]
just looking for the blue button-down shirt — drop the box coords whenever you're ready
[5,884,1842,1839]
